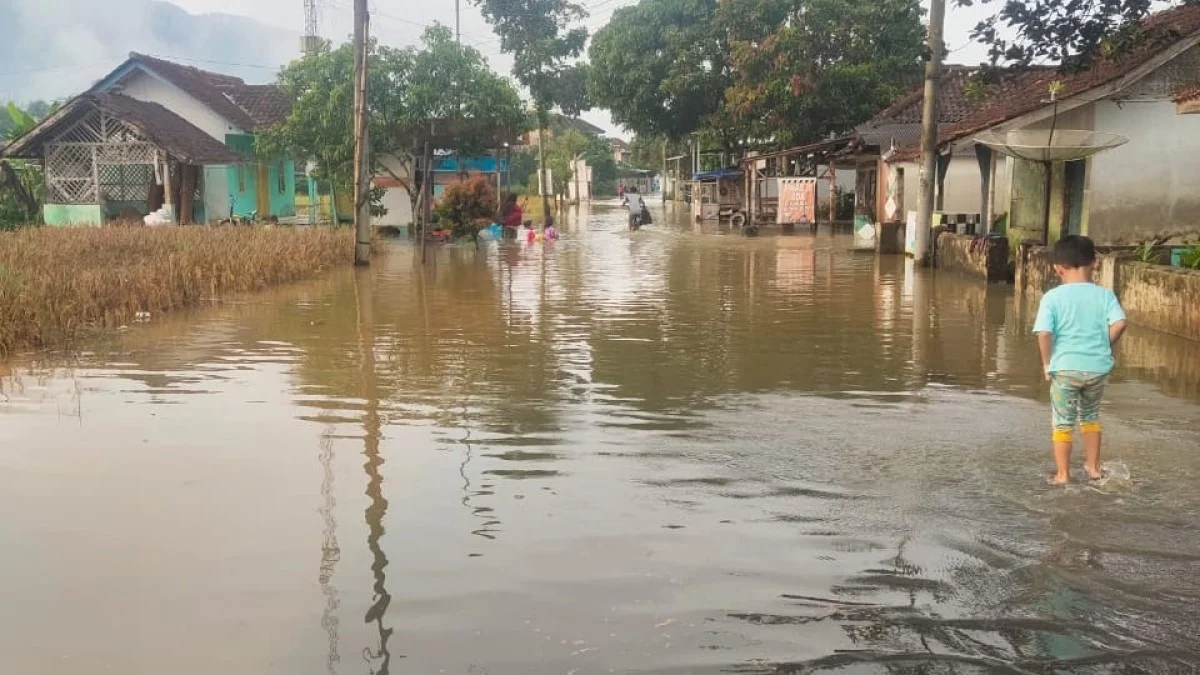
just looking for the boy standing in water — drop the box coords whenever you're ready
[1033,235,1128,485]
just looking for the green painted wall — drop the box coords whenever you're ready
[43,204,103,226]
[1008,158,1047,250]
[227,163,258,217]
[268,160,297,218]
[225,134,258,218]
[1047,162,1066,245]
[1005,158,1089,251]
[223,134,296,219]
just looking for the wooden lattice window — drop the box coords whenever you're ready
[44,106,158,205]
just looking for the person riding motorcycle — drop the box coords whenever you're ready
[625,187,645,230]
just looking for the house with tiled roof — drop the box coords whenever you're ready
[850,65,1049,232]
[2,53,294,225]
[609,137,631,165]
[887,4,1200,246]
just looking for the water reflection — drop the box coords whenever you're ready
[354,268,393,674]
[2,204,1199,673]
[318,429,341,675]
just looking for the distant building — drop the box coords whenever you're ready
[3,53,294,225]
[610,137,631,165]
[375,153,509,229]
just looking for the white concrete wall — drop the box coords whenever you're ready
[375,153,415,227]
[940,155,984,215]
[894,155,983,218]
[1087,98,1200,242]
[203,165,230,223]
[116,69,243,141]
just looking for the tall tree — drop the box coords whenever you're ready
[261,25,526,221]
[718,0,925,147]
[471,0,590,222]
[959,0,1198,71]
[589,0,731,142]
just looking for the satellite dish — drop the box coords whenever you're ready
[974,129,1128,163]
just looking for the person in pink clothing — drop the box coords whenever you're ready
[524,220,537,244]
[543,217,559,242]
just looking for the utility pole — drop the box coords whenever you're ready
[455,0,461,44]
[913,0,946,264]
[661,139,667,204]
[352,0,371,265]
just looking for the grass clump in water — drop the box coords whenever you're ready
[0,225,357,355]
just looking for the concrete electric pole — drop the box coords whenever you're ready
[352,0,372,265]
[914,0,946,264]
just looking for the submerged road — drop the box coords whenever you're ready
[3,200,1200,674]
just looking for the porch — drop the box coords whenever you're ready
[2,93,239,226]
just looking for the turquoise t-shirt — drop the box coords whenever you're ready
[1033,282,1126,374]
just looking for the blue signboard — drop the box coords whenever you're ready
[432,156,508,173]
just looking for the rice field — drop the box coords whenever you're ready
[0,225,359,355]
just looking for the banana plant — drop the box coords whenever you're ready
[1,101,51,226]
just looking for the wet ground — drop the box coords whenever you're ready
[3,200,1200,674]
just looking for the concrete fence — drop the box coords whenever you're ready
[1117,263,1200,340]
[1010,244,1200,340]
[935,233,1010,282]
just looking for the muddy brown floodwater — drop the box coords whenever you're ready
[4,201,1200,674]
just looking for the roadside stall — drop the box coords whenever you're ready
[690,168,743,224]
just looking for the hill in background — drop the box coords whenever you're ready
[0,0,300,103]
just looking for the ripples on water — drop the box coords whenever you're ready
[2,202,1200,674]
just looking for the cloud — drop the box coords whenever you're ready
[0,0,299,102]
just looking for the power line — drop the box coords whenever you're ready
[331,0,492,44]
[0,61,111,79]
[146,54,280,71]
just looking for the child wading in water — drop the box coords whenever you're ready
[1033,235,1128,485]
[543,217,559,242]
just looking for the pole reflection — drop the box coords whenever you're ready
[354,268,393,674]
[318,428,342,675]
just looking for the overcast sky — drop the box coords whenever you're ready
[171,0,999,137]
[2,0,999,137]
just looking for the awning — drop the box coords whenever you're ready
[692,168,743,181]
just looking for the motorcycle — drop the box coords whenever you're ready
[628,203,652,231]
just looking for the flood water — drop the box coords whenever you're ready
[4,201,1200,674]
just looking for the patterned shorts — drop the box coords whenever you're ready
[1050,370,1109,440]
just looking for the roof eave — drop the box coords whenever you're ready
[942,31,1200,148]
[0,94,89,158]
